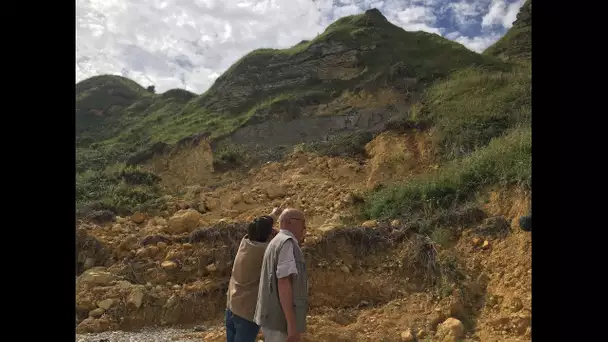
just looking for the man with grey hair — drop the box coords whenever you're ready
[254,208,308,342]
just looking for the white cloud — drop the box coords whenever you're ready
[449,0,489,30]
[447,32,504,52]
[391,6,441,35]
[481,0,526,29]
[76,0,526,94]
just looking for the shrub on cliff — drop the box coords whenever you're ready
[364,127,531,220]
[302,132,374,158]
[76,164,164,217]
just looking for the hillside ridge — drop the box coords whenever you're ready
[76,4,532,341]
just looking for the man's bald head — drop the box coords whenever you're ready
[278,208,306,243]
[279,208,304,222]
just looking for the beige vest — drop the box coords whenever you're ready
[226,236,268,322]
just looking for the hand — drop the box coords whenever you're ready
[286,327,300,342]
[270,207,284,217]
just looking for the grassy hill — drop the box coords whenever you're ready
[75,6,530,217]
[484,0,531,61]
[364,2,532,223]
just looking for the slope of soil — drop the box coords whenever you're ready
[76,130,531,341]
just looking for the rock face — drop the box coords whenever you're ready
[77,8,500,173]
[76,230,110,275]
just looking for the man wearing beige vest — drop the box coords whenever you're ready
[254,208,308,342]
[225,208,282,342]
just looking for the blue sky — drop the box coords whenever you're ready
[76,0,525,93]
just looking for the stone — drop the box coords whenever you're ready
[476,216,510,236]
[416,329,427,338]
[147,245,159,256]
[165,209,202,234]
[242,193,256,204]
[78,267,116,286]
[131,212,145,224]
[135,248,148,257]
[340,265,350,273]
[157,241,168,250]
[182,243,193,250]
[89,308,105,318]
[511,297,524,312]
[206,263,218,273]
[76,297,96,313]
[438,317,465,339]
[206,198,219,211]
[264,184,286,200]
[76,318,111,334]
[118,236,138,251]
[482,240,490,249]
[97,299,114,310]
[400,329,414,341]
[83,257,96,270]
[361,220,378,228]
[164,294,178,308]
[127,289,144,310]
[319,223,344,232]
[229,193,242,205]
[161,260,178,270]
[390,219,401,227]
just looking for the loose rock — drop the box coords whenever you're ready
[131,212,146,224]
[165,209,202,234]
[438,317,465,339]
[400,329,414,341]
[97,299,114,310]
[161,261,178,270]
[361,220,378,228]
[89,308,105,318]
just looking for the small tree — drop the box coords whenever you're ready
[146,85,156,93]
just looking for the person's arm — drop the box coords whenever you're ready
[276,241,299,340]
[269,207,283,223]
[278,276,297,336]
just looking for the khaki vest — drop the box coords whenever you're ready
[226,236,268,322]
[254,230,308,333]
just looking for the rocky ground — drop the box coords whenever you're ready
[76,132,531,341]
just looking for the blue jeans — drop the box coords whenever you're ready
[225,308,260,342]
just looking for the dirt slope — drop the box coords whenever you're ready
[76,130,531,341]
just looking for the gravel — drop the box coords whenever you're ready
[76,327,207,342]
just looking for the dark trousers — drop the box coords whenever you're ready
[225,308,260,342]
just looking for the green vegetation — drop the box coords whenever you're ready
[412,65,531,159]
[212,143,248,171]
[299,132,374,158]
[365,126,531,220]
[484,0,531,61]
[364,2,532,223]
[197,8,507,116]
[76,164,165,217]
[75,6,531,217]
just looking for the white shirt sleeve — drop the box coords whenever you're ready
[276,240,298,279]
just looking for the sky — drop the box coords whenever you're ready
[76,0,526,94]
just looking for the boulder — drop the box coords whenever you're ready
[437,317,465,339]
[165,209,202,234]
[77,267,116,287]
